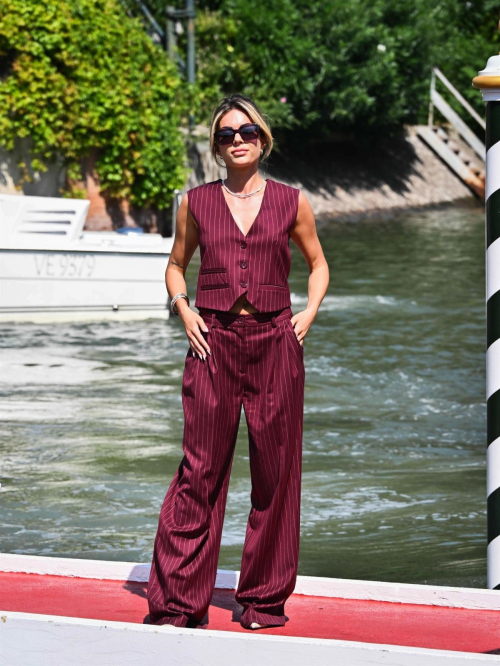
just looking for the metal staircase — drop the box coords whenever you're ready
[416,67,486,199]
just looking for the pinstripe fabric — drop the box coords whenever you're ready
[188,178,300,313]
[147,306,305,629]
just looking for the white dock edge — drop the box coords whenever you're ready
[0,610,497,666]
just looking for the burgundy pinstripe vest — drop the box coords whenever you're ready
[187,177,300,313]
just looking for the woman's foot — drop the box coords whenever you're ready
[249,622,272,629]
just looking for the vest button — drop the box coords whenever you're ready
[240,261,247,269]
[240,241,247,249]
[240,281,247,288]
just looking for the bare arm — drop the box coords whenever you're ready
[289,191,329,345]
[167,193,212,360]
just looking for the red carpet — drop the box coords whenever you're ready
[1,572,499,654]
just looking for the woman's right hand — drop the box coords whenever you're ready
[179,308,211,360]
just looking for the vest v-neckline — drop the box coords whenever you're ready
[219,178,270,238]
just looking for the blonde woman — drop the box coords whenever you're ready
[147,93,329,630]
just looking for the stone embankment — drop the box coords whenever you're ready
[0,125,478,232]
[188,125,477,226]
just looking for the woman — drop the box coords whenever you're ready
[147,93,329,631]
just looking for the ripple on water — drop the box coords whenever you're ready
[0,202,488,586]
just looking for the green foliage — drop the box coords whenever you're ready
[145,0,500,141]
[180,0,442,139]
[0,0,191,208]
[430,0,499,115]
[1,0,498,201]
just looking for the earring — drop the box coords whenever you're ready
[260,149,264,155]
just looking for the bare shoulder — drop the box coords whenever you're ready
[293,190,315,227]
[175,191,197,231]
[297,189,313,213]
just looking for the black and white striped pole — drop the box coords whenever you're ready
[473,52,500,590]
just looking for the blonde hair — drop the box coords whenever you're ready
[209,94,273,168]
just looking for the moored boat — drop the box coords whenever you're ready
[0,194,178,323]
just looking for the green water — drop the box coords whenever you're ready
[0,198,487,587]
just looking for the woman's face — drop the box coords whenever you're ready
[215,109,265,169]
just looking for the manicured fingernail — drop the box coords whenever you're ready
[207,349,211,355]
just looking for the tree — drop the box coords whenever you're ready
[0,0,191,209]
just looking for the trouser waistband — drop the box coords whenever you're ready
[198,306,292,328]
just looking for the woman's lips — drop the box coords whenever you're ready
[233,150,247,155]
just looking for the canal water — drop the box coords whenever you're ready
[0,198,487,588]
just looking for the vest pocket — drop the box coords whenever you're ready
[200,283,229,290]
[200,267,227,274]
[199,267,229,290]
[259,283,288,289]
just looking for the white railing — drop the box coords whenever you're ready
[428,66,486,161]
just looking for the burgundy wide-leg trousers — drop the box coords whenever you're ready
[147,305,305,629]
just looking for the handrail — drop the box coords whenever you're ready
[428,66,486,161]
[433,67,485,130]
[431,89,485,160]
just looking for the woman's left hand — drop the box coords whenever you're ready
[290,307,316,346]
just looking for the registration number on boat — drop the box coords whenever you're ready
[34,254,97,278]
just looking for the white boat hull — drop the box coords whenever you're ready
[0,248,171,322]
[0,194,176,322]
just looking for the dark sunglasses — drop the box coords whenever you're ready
[214,123,260,146]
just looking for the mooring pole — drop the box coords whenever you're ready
[473,43,500,590]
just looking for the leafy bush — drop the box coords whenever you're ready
[430,0,499,117]
[0,0,191,207]
[180,0,442,140]
[143,0,499,141]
